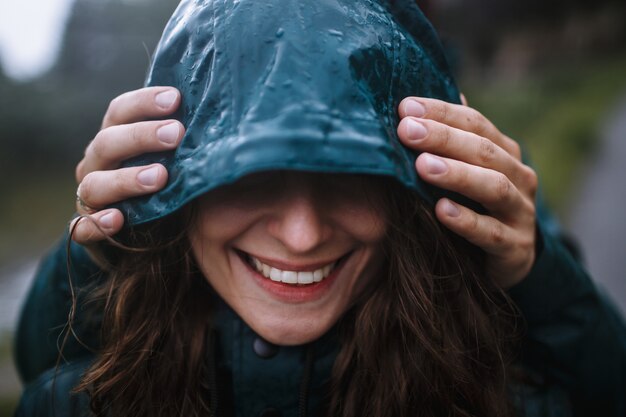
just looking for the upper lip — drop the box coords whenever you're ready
[237,250,350,272]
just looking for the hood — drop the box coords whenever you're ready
[118,0,461,226]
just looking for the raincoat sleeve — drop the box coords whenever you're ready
[14,358,92,417]
[14,232,103,385]
[508,193,626,417]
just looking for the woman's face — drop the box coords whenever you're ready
[189,171,387,345]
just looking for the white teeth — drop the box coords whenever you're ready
[298,271,314,284]
[313,270,324,282]
[269,267,282,282]
[248,255,337,285]
[282,271,298,284]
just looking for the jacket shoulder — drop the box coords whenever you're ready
[15,358,92,417]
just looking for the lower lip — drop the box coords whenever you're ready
[239,253,348,304]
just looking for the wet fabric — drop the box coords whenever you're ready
[117,0,461,225]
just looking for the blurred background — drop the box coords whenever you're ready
[0,0,625,414]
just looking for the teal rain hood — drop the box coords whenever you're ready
[119,0,462,225]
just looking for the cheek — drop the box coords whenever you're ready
[191,204,257,243]
[188,205,250,274]
[335,206,387,243]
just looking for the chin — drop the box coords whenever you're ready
[241,308,337,346]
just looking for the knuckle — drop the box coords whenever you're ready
[493,173,512,202]
[489,223,506,245]
[477,137,497,165]
[457,207,478,233]
[130,123,143,146]
[438,101,449,122]
[466,107,484,128]
[454,166,471,189]
[439,123,451,150]
[475,117,492,137]
[89,134,107,161]
[468,108,500,141]
[507,139,522,160]
[467,211,480,234]
[466,107,480,121]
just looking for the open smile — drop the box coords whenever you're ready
[236,250,351,286]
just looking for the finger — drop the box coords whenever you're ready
[435,198,536,287]
[398,97,521,159]
[415,153,534,219]
[77,164,168,211]
[102,87,181,129]
[70,209,124,245]
[434,198,517,257]
[398,117,524,185]
[460,93,468,106]
[75,192,97,216]
[76,119,184,182]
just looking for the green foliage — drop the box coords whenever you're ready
[462,53,626,215]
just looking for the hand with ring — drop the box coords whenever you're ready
[71,87,538,289]
[71,87,184,244]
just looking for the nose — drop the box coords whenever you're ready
[267,191,332,254]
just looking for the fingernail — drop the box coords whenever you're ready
[155,90,178,109]
[406,118,428,140]
[423,154,448,175]
[157,122,180,144]
[99,211,115,228]
[404,99,426,117]
[442,199,460,217]
[137,166,160,186]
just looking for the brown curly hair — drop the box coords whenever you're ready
[73,178,519,417]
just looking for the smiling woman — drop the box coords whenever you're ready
[189,173,388,345]
[14,0,626,416]
[73,170,504,417]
